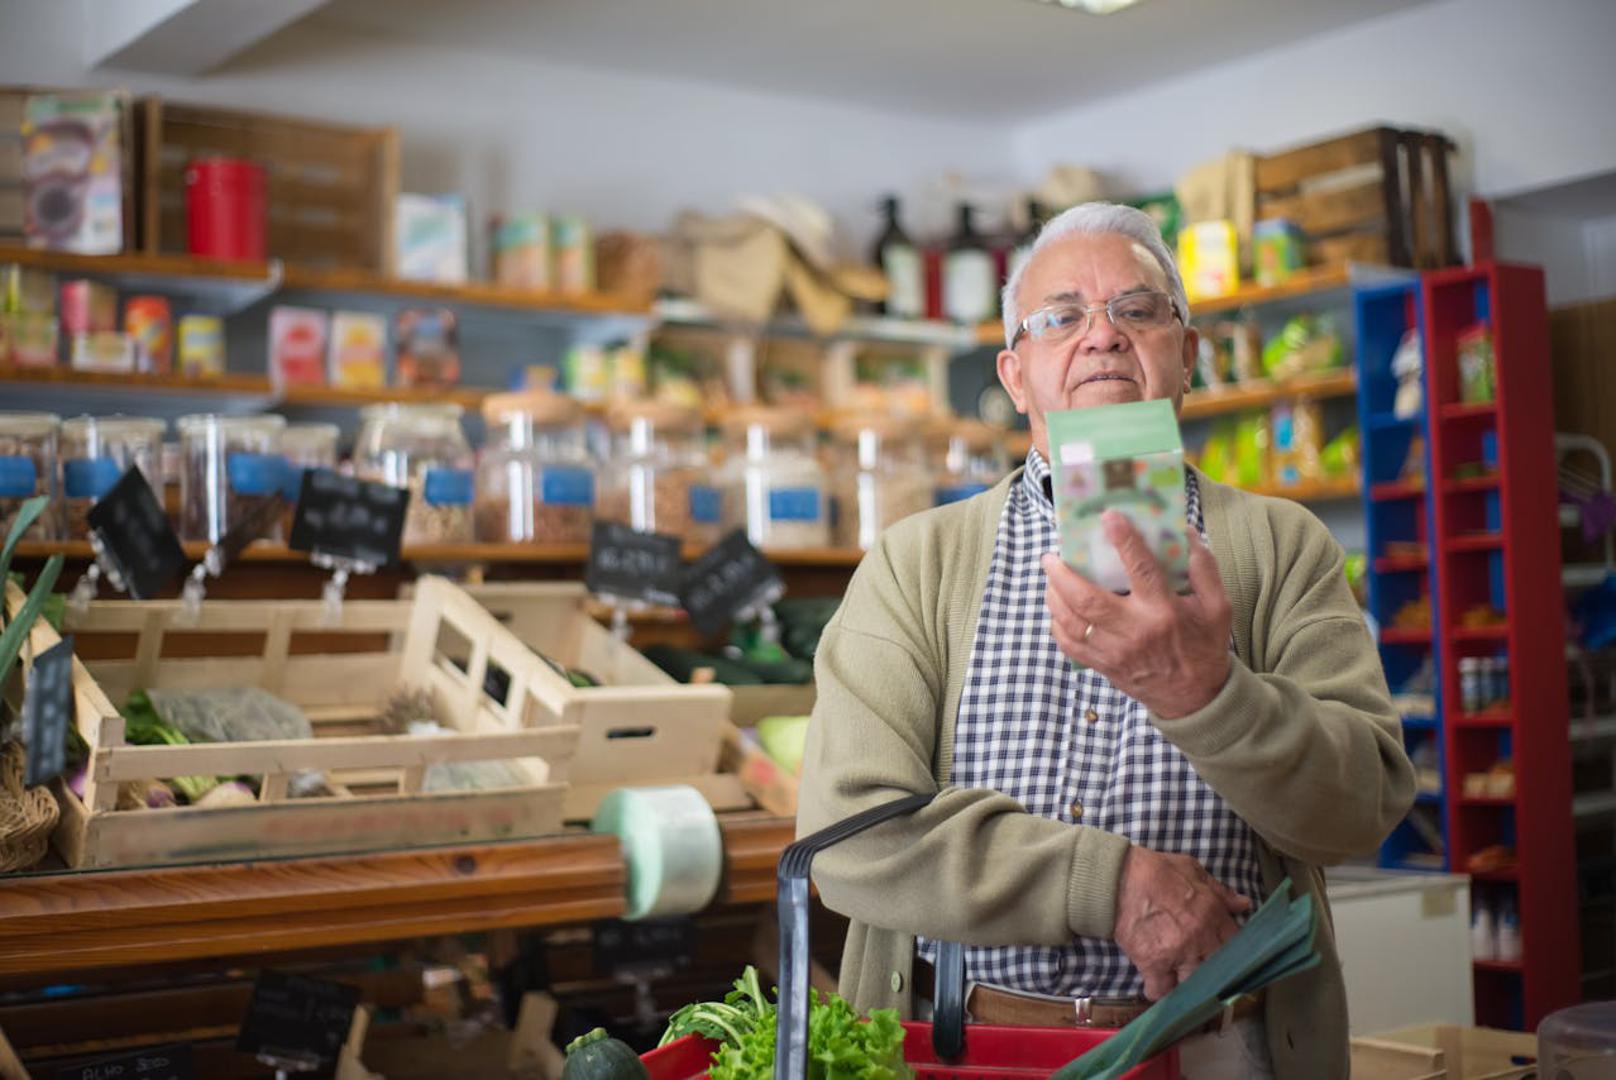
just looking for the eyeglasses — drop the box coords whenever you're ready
[1011,291,1181,347]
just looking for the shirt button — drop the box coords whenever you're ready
[1070,801,1084,821]
[890,970,904,993]
[1084,708,1100,724]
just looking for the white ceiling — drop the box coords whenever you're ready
[310,0,1438,122]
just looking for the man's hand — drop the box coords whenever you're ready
[1113,845,1252,1000]
[1041,510,1232,719]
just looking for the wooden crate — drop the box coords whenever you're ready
[134,96,399,270]
[4,576,579,869]
[450,582,740,821]
[1255,125,1458,271]
[1353,1025,1537,1080]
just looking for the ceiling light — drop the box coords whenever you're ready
[1040,0,1143,13]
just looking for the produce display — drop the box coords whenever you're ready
[659,966,907,1080]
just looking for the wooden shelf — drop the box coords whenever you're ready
[1469,867,1520,883]
[1452,624,1509,642]
[1248,476,1361,502]
[1452,706,1514,729]
[1445,532,1504,553]
[1370,479,1426,502]
[1179,370,1357,421]
[1374,554,1429,573]
[1473,959,1524,974]
[1380,627,1433,645]
[14,539,870,569]
[1439,401,1499,422]
[0,246,651,321]
[0,364,491,409]
[1444,473,1501,494]
[0,814,793,978]
[1189,264,1358,317]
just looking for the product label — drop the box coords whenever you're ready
[689,485,722,524]
[423,467,474,507]
[540,466,595,507]
[943,250,996,324]
[0,455,38,497]
[768,487,821,523]
[227,453,286,497]
[882,245,924,320]
[935,483,990,507]
[63,456,122,500]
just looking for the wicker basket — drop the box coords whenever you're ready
[0,740,59,872]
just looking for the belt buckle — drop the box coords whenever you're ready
[1073,996,1136,1029]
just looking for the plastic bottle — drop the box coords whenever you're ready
[1470,896,1496,962]
[1495,895,1521,962]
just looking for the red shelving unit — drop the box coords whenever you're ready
[1425,262,1578,1029]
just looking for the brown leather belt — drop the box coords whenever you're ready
[914,959,1263,1034]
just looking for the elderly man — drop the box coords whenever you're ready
[798,202,1415,1079]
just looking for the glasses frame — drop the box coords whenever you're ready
[1010,290,1183,348]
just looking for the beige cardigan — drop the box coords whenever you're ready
[797,468,1416,1080]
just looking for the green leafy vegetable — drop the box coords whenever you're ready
[119,690,219,804]
[660,967,907,1080]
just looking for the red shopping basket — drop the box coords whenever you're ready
[643,793,1179,1080]
[643,1024,1179,1079]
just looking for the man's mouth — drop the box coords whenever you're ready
[1075,371,1137,388]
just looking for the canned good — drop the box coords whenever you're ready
[1459,657,1485,715]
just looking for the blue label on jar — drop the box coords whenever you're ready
[689,485,721,524]
[935,483,990,507]
[541,467,595,508]
[423,467,475,507]
[227,453,286,496]
[768,487,821,523]
[280,464,309,503]
[0,456,36,498]
[63,457,123,500]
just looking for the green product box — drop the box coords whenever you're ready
[1048,398,1190,594]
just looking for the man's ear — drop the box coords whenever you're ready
[997,348,1028,414]
[1179,325,1199,393]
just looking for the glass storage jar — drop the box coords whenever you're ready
[928,419,1009,506]
[0,412,61,541]
[177,413,287,543]
[476,391,595,544]
[828,413,932,550]
[719,406,830,550]
[599,401,719,546]
[354,403,474,546]
[60,415,165,539]
[279,422,341,536]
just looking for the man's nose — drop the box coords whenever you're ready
[1079,311,1128,352]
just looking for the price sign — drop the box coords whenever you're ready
[678,529,783,635]
[58,1042,194,1080]
[287,469,408,568]
[593,917,695,976]
[235,970,359,1072]
[217,490,285,561]
[23,635,73,788]
[85,467,186,599]
[585,521,683,606]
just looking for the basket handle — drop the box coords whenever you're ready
[775,793,969,1080]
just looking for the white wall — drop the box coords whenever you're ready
[0,0,1012,259]
[1012,0,1616,206]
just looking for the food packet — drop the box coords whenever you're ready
[1049,399,1189,594]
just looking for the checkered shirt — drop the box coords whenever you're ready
[917,448,1264,998]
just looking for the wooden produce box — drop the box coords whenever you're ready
[5,576,579,869]
[1350,1025,1538,1080]
[1255,125,1458,271]
[450,582,740,821]
[133,96,399,270]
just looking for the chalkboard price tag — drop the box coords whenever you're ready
[23,635,74,788]
[217,490,285,562]
[58,1042,194,1080]
[287,469,408,568]
[236,970,359,1071]
[593,917,695,976]
[85,467,186,600]
[585,521,683,606]
[678,529,783,635]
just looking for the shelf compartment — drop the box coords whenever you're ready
[1440,402,1499,422]
[1472,959,1523,974]
[1401,715,1440,731]
[1459,795,1516,807]
[1368,412,1421,432]
[1443,474,1501,494]
[1469,867,1520,883]
[1445,532,1504,553]
[1380,627,1434,645]
[1451,624,1509,642]
[1374,555,1429,573]
[1451,707,1513,729]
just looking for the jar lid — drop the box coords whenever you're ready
[719,405,812,438]
[0,412,62,437]
[607,400,701,432]
[281,422,341,446]
[925,418,1003,453]
[63,415,166,440]
[359,402,464,423]
[177,413,287,435]
[828,412,921,444]
[481,390,579,426]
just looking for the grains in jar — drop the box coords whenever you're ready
[60,415,165,539]
[0,412,61,541]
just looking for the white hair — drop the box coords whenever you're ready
[999,201,1191,349]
